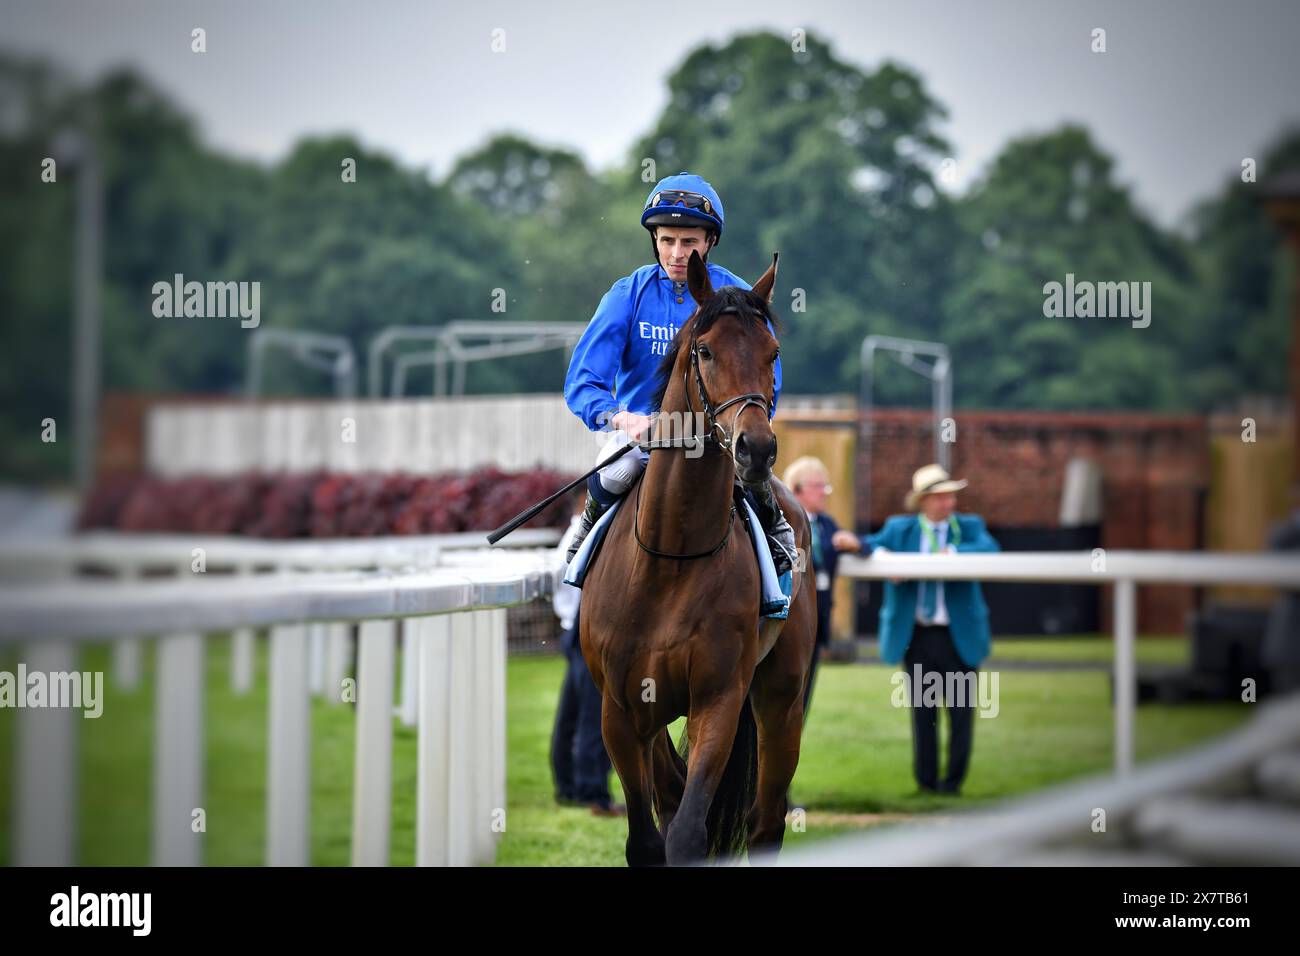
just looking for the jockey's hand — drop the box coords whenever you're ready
[612,411,654,441]
[831,530,861,552]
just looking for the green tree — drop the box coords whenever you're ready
[623,30,958,396]
[0,55,78,481]
[1182,128,1300,409]
[444,135,637,394]
[944,125,1197,410]
[448,133,589,220]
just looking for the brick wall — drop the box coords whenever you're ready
[855,409,1210,634]
[97,392,163,475]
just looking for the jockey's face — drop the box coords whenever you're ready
[656,226,713,281]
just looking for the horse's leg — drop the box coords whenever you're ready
[747,592,818,860]
[746,657,806,859]
[601,694,664,867]
[650,727,686,836]
[665,689,746,865]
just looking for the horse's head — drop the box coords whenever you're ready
[654,249,782,484]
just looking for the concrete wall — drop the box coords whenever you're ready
[144,395,600,476]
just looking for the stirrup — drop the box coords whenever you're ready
[767,533,795,578]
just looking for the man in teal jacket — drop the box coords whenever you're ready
[850,464,1001,795]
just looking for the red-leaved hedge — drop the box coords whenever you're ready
[77,468,579,538]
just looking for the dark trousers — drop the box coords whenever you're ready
[550,615,612,805]
[802,589,834,717]
[903,625,976,793]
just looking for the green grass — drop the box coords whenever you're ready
[984,634,1191,666]
[0,636,1253,866]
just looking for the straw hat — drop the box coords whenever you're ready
[904,464,968,511]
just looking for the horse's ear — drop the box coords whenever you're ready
[750,251,779,304]
[686,250,714,306]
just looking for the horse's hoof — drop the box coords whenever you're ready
[626,838,667,868]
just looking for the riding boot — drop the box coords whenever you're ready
[566,493,609,566]
[748,477,797,578]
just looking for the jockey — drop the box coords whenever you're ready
[562,171,797,576]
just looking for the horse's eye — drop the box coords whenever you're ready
[698,344,712,361]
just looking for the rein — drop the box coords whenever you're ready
[632,481,737,561]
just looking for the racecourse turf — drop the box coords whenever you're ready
[0,634,1252,866]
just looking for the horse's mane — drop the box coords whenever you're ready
[649,286,781,413]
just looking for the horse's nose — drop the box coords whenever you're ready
[734,432,752,470]
[735,431,777,480]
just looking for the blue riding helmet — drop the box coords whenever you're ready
[641,172,725,244]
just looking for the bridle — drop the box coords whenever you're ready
[686,329,773,457]
[632,312,775,561]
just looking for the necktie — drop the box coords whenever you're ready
[810,518,823,569]
[918,521,942,622]
[919,573,938,622]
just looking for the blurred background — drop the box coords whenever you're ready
[3,0,1297,630]
[1,1,1298,866]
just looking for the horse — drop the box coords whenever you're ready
[578,249,818,866]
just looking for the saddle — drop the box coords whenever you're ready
[562,476,791,619]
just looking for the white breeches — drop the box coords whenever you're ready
[594,430,650,497]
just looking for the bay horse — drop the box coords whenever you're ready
[578,249,817,866]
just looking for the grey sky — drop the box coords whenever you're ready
[5,0,1298,228]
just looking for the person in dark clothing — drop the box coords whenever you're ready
[1264,485,1300,693]
[551,506,624,816]
[783,456,866,717]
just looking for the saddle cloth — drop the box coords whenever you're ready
[561,491,792,619]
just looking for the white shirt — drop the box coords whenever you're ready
[916,516,952,627]
[553,514,583,631]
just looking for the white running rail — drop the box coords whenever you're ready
[3,539,1294,866]
[0,530,560,868]
[839,550,1300,775]
[777,691,1300,866]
